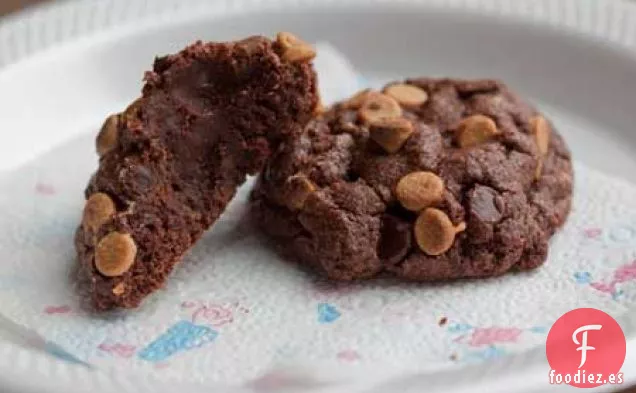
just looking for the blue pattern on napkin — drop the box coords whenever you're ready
[139,320,218,362]
[317,303,341,324]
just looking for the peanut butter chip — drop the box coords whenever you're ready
[112,282,126,296]
[83,193,116,232]
[369,117,414,153]
[314,102,326,115]
[531,115,551,156]
[531,116,551,180]
[457,115,499,147]
[395,171,444,211]
[455,221,467,233]
[314,90,325,115]
[384,83,429,107]
[344,89,373,109]
[414,208,460,256]
[96,114,119,156]
[123,98,143,124]
[95,232,137,277]
[358,93,403,124]
[534,158,544,181]
[276,32,316,62]
[285,174,316,210]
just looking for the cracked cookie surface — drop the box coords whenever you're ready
[252,79,573,281]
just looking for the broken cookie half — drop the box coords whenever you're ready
[75,33,319,311]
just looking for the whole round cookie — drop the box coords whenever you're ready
[252,78,573,281]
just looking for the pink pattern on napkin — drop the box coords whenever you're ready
[583,228,602,239]
[614,260,636,282]
[590,282,615,294]
[184,301,236,327]
[43,305,71,315]
[35,182,56,196]
[337,349,360,362]
[588,260,636,297]
[193,304,234,327]
[98,343,136,358]
[466,327,523,347]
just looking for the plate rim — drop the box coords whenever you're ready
[3,0,636,71]
[1,0,636,392]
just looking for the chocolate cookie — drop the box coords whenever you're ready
[75,33,319,310]
[252,78,573,281]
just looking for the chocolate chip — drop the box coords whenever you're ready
[133,166,154,191]
[468,185,502,223]
[466,185,502,244]
[120,165,154,194]
[378,215,412,264]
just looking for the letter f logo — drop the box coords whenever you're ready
[572,324,602,368]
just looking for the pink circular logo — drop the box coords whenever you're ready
[546,308,626,388]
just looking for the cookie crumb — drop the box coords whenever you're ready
[438,316,448,326]
[112,282,126,296]
[285,174,316,210]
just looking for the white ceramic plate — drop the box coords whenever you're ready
[1,0,636,392]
